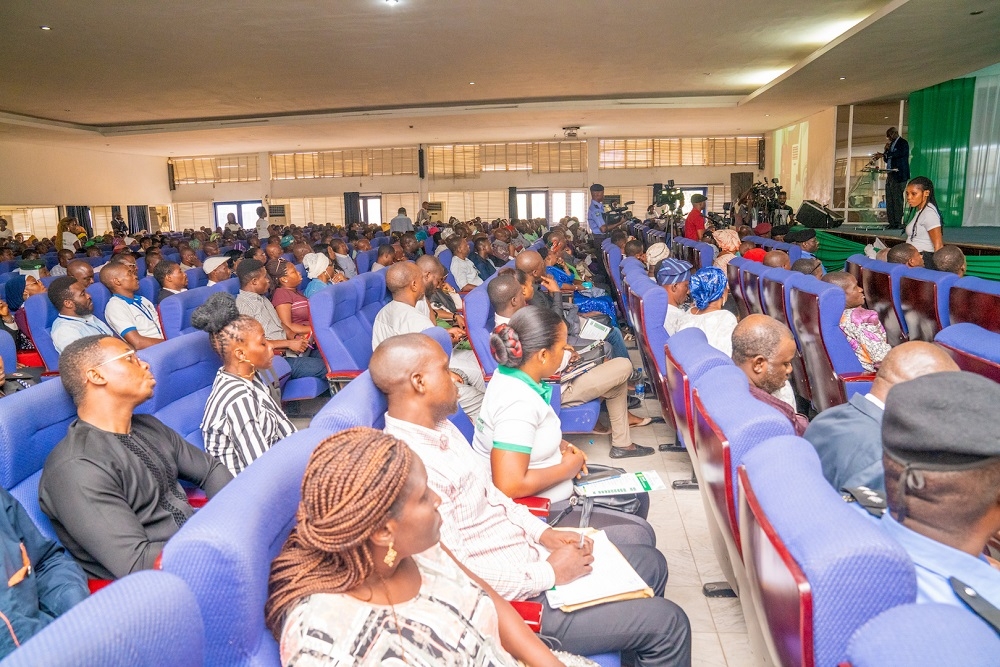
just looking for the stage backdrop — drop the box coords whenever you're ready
[909,72,1000,227]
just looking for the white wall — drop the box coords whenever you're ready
[0,139,172,205]
[769,107,836,208]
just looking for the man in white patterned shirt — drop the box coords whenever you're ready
[374,334,691,666]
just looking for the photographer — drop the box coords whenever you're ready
[684,194,708,240]
[586,184,625,242]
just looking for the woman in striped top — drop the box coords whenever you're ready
[192,292,296,476]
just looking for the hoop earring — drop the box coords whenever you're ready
[383,540,397,568]
[236,356,256,378]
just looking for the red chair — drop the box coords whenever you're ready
[897,268,957,342]
[761,270,812,404]
[858,261,907,346]
[948,276,1000,333]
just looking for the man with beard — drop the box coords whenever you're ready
[48,276,114,354]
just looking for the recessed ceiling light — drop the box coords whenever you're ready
[839,76,847,80]
[40,25,51,30]
[764,114,770,117]
[884,116,889,119]
[469,82,475,85]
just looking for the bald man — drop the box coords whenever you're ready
[374,334,691,665]
[372,261,484,419]
[100,262,163,349]
[732,315,808,436]
[804,341,959,493]
[886,242,924,268]
[66,259,95,288]
[762,250,791,270]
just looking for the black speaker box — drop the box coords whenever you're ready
[797,200,843,229]
[418,148,425,179]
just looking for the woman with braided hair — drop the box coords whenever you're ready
[192,292,295,476]
[266,427,593,667]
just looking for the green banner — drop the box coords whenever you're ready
[909,78,976,227]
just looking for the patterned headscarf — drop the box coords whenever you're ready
[713,229,740,254]
[4,275,26,311]
[688,267,728,310]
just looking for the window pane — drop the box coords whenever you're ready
[365,198,382,227]
[570,192,587,220]
[531,193,547,221]
[551,193,567,221]
[516,194,528,220]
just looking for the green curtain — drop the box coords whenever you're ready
[815,230,1000,280]
[908,78,976,227]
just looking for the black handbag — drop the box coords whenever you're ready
[573,463,642,515]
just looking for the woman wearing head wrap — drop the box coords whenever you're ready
[301,252,346,298]
[2,274,45,352]
[712,229,741,269]
[676,267,738,356]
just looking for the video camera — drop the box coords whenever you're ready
[604,200,635,226]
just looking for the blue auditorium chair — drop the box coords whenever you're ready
[935,322,1000,383]
[738,436,916,667]
[738,261,774,316]
[620,256,644,275]
[137,275,159,304]
[134,256,147,278]
[87,282,111,322]
[691,365,794,594]
[604,242,626,315]
[856,256,907,346]
[185,267,207,289]
[786,272,874,411]
[663,328,733,454]
[0,374,78,540]
[1,571,204,667]
[309,280,372,382]
[844,603,1000,667]
[22,292,60,373]
[355,248,376,274]
[355,270,390,332]
[135,331,219,448]
[898,266,958,342]
[158,279,239,339]
[948,275,1000,333]
[0,329,14,375]
[725,257,750,319]
[760,267,813,405]
[160,427,328,667]
[622,266,672,422]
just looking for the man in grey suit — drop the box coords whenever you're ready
[804,341,958,493]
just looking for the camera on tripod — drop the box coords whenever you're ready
[604,200,635,225]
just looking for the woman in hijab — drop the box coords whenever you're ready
[676,267,738,356]
[301,252,346,298]
[2,274,45,352]
[712,229,741,269]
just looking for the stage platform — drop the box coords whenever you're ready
[827,225,1000,255]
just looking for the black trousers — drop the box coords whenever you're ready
[886,177,906,229]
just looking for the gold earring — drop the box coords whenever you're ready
[383,540,397,567]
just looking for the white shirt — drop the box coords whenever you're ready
[62,231,79,249]
[905,203,942,253]
[226,222,240,232]
[664,303,685,335]
[371,300,434,350]
[255,217,269,238]
[450,255,483,289]
[51,314,114,354]
[104,294,163,340]
[372,262,388,272]
[49,265,68,277]
[0,227,12,239]
[494,313,510,327]
[676,309,738,356]
[472,367,572,501]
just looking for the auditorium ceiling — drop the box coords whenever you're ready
[0,0,997,155]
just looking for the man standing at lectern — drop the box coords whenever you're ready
[876,127,910,230]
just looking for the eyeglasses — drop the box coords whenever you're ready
[87,348,139,373]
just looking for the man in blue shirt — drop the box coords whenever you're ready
[586,183,624,242]
[879,371,1000,629]
[876,127,910,230]
[48,276,114,354]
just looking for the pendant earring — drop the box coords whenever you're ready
[383,540,397,568]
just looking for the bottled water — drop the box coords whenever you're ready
[635,368,645,401]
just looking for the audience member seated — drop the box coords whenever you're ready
[731,315,808,436]
[265,427,591,667]
[48,276,114,354]
[234,259,326,381]
[101,262,163,350]
[266,258,311,341]
[645,242,670,276]
[448,235,483,291]
[374,262,484,419]
[202,256,231,286]
[741,247,766,263]
[0,486,89,659]
[712,229,740,269]
[655,258,693,335]
[785,228,819,259]
[153,260,188,304]
[178,247,202,271]
[932,245,966,277]
[371,244,396,272]
[752,222,772,239]
[805,341,958,493]
[624,238,646,266]
[471,237,499,281]
[374,335,691,665]
[191,293,296,476]
[2,275,45,353]
[492,227,514,263]
[400,233,423,261]
[886,242,924,268]
[65,259,95,288]
[0,348,36,396]
[330,239,357,278]
[49,249,75,277]
[301,252,340,297]
[39,336,232,579]
[790,257,825,277]
[878,372,1000,623]
[822,271,890,372]
[676,267,737,356]
[762,250,791,270]
[771,225,789,242]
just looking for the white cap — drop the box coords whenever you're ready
[203,256,228,274]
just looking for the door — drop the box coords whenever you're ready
[213,200,263,230]
[515,190,548,222]
[360,195,382,227]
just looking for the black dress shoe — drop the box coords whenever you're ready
[628,396,642,410]
[609,444,655,458]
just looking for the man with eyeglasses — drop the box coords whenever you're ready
[39,336,233,580]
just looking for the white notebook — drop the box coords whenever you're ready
[545,530,652,611]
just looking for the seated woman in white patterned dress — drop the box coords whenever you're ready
[265,427,595,667]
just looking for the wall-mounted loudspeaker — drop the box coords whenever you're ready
[418,148,425,179]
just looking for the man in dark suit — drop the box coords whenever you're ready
[804,341,957,493]
[876,127,910,230]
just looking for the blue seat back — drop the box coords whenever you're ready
[739,261,775,316]
[0,329,14,374]
[605,243,626,312]
[935,323,1000,383]
[845,603,1000,667]
[858,258,907,345]
[185,267,207,289]
[309,280,371,375]
[663,329,734,451]
[898,267,958,341]
[356,271,390,332]
[134,256,147,278]
[464,279,498,378]
[135,332,218,448]
[355,248,376,274]
[162,427,330,667]
[0,376,78,539]
[24,292,60,372]
[87,283,111,322]
[158,279,239,339]
[739,437,916,667]
[948,275,1000,333]
[2,570,204,667]
[726,257,750,319]
[137,275,159,304]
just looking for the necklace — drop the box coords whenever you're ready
[376,571,409,666]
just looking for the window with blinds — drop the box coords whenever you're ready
[427,145,482,179]
[381,193,420,222]
[271,148,418,180]
[601,137,762,169]
[0,206,60,238]
[271,197,347,227]
[170,155,259,184]
[534,141,586,173]
[369,148,419,176]
[481,143,533,172]
[428,191,507,220]
[604,187,653,218]
[172,202,213,230]
[707,185,731,212]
